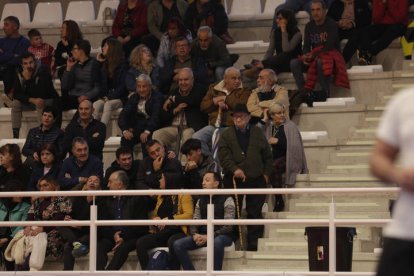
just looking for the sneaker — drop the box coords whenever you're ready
[72,242,89,258]
[358,50,372,66]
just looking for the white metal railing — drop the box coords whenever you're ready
[0,187,399,275]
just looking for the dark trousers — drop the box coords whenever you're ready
[0,64,16,94]
[339,28,365,63]
[136,228,185,270]
[58,227,89,270]
[262,52,292,73]
[224,175,267,251]
[120,130,150,158]
[0,243,15,271]
[290,58,331,96]
[61,92,80,111]
[376,237,414,276]
[96,238,137,270]
[359,24,406,56]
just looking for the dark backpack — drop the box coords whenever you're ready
[146,250,169,270]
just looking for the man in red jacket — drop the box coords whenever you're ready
[358,0,408,65]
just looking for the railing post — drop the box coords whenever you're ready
[89,204,97,272]
[207,203,214,276]
[329,199,336,276]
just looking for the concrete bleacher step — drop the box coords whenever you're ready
[288,197,389,213]
[402,59,414,71]
[322,164,370,174]
[295,173,387,188]
[348,127,377,139]
[267,211,390,220]
[293,103,367,142]
[267,225,382,243]
[239,251,379,272]
[328,149,371,165]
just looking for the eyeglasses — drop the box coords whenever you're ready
[276,17,283,20]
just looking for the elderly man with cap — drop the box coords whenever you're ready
[218,103,273,251]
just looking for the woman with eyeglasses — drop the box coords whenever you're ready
[93,38,129,131]
[263,103,308,212]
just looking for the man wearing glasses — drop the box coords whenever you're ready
[61,39,102,110]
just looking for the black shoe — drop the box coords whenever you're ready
[313,90,328,102]
[305,91,316,107]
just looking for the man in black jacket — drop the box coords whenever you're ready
[62,100,106,160]
[118,74,163,154]
[97,170,149,270]
[11,52,60,138]
[104,146,140,189]
[135,139,183,190]
[152,68,208,154]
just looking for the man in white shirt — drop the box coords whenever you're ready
[370,87,414,275]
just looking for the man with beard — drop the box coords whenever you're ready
[247,68,289,124]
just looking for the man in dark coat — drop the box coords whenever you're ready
[218,104,273,251]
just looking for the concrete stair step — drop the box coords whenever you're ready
[293,104,367,142]
[266,211,390,220]
[337,138,376,146]
[348,127,377,139]
[289,198,388,212]
[322,163,370,174]
[296,173,378,182]
[238,251,378,272]
[267,225,382,242]
[328,150,371,165]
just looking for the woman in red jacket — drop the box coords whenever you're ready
[357,0,408,65]
[112,0,148,57]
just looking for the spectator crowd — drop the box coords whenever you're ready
[0,0,410,271]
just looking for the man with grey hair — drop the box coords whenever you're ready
[193,67,251,155]
[118,74,164,153]
[153,68,208,154]
[97,170,149,270]
[58,136,103,190]
[191,26,232,82]
[247,68,289,124]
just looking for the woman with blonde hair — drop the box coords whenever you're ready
[125,44,160,93]
[93,38,129,128]
[263,103,308,211]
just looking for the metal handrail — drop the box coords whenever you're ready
[0,187,398,275]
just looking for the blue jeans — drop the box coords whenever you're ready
[192,125,216,155]
[173,235,233,270]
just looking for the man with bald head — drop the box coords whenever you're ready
[63,100,106,160]
[153,67,208,153]
[193,67,251,155]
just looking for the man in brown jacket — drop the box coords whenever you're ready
[192,67,251,155]
[247,68,289,125]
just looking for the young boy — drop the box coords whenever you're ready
[27,28,54,73]
[173,171,236,271]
